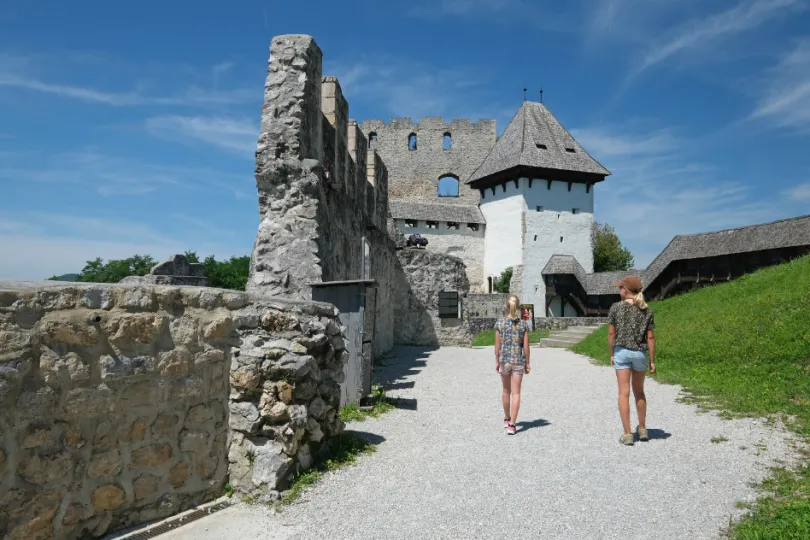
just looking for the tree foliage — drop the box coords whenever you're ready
[592,222,635,273]
[493,266,513,294]
[65,252,251,291]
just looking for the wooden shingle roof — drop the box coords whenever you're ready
[466,101,610,186]
[389,200,486,224]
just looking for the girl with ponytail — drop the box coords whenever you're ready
[494,294,531,435]
[607,276,656,446]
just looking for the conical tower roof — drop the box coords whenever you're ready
[466,101,610,186]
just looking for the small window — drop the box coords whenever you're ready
[369,132,378,146]
[536,143,547,150]
[560,236,564,243]
[572,208,580,214]
[426,221,438,229]
[447,222,459,230]
[438,175,460,197]
[557,213,560,219]
[443,132,452,151]
[467,223,479,231]
[565,147,576,153]
[536,206,544,212]
[408,133,417,151]
[405,220,417,228]
[438,291,459,319]
[534,235,537,241]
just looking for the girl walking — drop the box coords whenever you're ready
[494,295,531,435]
[608,276,656,445]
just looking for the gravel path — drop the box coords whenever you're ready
[153,346,798,540]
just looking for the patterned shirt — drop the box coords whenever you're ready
[608,301,655,351]
[494,318,529,365]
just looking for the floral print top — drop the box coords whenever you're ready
[494,318,529,366]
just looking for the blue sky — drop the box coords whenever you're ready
[1,0,809,279]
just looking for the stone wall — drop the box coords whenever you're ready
[392,249,471,347]
[466,293,508,318]
[0,280,346,539]
[121,254,209,287]
[359,117,496,205]
[246,34,394,357]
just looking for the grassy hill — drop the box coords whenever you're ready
[572,254,810,539]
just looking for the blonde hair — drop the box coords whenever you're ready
[506,295,520,319]
[633,291,648,310]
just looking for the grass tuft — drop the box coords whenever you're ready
[339,384,396,423]
[571,254,810,539]
[471,328,550,347]
[277,433,377,507]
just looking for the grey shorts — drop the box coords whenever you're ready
[500,363,525,375]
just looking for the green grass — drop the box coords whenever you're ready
[338,384,396,422]
[277,433,377,507]
[571,254,810,539]
[471,328,550,347]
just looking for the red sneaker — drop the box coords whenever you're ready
[506,423,517,435]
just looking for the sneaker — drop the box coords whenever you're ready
[637,426,649,442]
[504,417,511,429]
[506,423,517,435]
[619,433,634,445]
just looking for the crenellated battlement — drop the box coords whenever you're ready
[360,117,496,131]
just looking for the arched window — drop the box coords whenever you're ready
[438,175,460,197]
[443,132,452,150]
[369,132,377,146]
[408,133,417,151]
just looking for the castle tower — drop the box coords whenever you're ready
[466,100,611,314]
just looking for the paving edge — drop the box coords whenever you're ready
[105,497,234,539]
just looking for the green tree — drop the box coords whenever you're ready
[77,255,157,283]
[493,266,513,294]
[592,222,634,273]
[185,250,251,291]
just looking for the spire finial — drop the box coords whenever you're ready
[539,87,544,103]
[523,88,527,101]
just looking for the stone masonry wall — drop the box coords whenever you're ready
[0,281,346,539]
[246,34,394,357]
[359,117,496,205]
[392,249,471,347]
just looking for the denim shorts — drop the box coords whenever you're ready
[613,347,647,371]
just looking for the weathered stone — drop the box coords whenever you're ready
[229,402,261,434]
[20,451,71,484]
[157,348,191,375]
[120,288,156,310]
[22,429,54,449]
[91,484,125,512]
[134,474,161,500]
[260,311,300,332]
[38,315,100,346]
[250,440,293,489]
[203,315,234,341]
[104,313,166,351]
[307,417,324,442]
[168,461,191,488]
[122,380,160,408]
[169,317,201,347]
[120,417,148,443]
[101,354,156,380]
[64,384,117,416]
[330,335,346,351]
[151,412,179,438]
[40,349,90,386]
[231,366,261,392]
[131,443,173,468]
[308,397,328,420]
[7,490,61,540]
[277,381,294,404]
[292,380,317,401]
[64,427,85,449]
[186,403,213,425]
[93,418,123,451]
[170,375,203,401]
[296,333,328,351]
[179,429,209,454]
[194,452,219,480]
[87,450,123,478]
[275,353,313,379]
[195,348,225,364]
[16,388,57,419]
[62,503,85,526]
[261,401,289,424]
[82,288,114,310]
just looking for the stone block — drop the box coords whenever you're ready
[61,503,85,526]
[91,484,125,512]
[87,449,123,478]
[157,348,191,375]
[6,490,61,540]
[63,385,118,416]
[100,354,156,380]
[169,375,203,401]
[179,429,209,454]
[122,380,161,408]
[168,461,191,488]
[120,288,156,310]
[133,474,161,501]
[120,417,149,444]
[229,401,261,434]
[151,412,179,438]
[130,443,173,468]
[19,451,72,484]
[104,313,166,354]
[22,428,55,450]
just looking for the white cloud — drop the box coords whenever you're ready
[406,0,570,29]
[0,214,251,280]
[784,182,810,201]
[145,115,258,154]
[0,150,254,199]
[577,124,796,267]
[749,38,810,129]
[635,0,801,74]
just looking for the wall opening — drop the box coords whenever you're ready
[534,235,537,241]
[467,223,479,232]
[426,221,439,229]
[369,132,378,146]
[560,236,564,243]
[443,132,452,150]
[572,208,580,214]
[438,175,460,197]
[447,222,460,230]
[362,237,371,279]
[536,143,547,150]
[487,277,493,293]
[536,205,544,212]
[408,133,417,151]
[405,220,417,228]
[438,291,460,319]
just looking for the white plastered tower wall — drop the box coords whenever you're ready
[480,176,594,309]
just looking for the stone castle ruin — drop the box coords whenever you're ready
[2,33,810,540]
